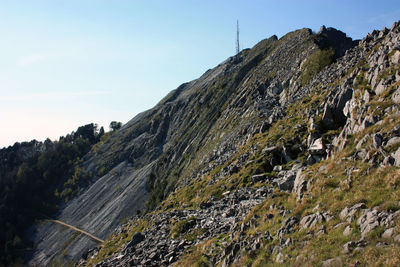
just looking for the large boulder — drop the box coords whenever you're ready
[300,211,333,229]
[309,138,325,155]
[392,87,400,103]
[392,147,400,166]
[333,87,353,125]
[321,104,335,130]
[293,169,308,200]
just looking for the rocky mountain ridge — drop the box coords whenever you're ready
[32,21,400,266]
[80,21,400,266]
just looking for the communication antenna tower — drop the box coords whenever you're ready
[236,20,240,54]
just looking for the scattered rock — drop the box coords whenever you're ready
[391,147,400,166]
[321,104,335,129]
[278,216,300,238]
[372,133,383,149]
[382,227,395,238]
[340,203,366,222]
[309,138,325,155]
[356,208,398,238]
[394,234,400,243]
[75,20,400,267]
[251,173,270,183]
[375,79,387,95]
[376,242,389,248]
[385,136,400,147]
[300,212,333,229]
[92,187,270,266]
[322,257,342,267]
[342,239,367,254]
[293,169,307,200]
[392,87,400,103]
[343,225,352,236]
[275,252,285,263]
[272,169,298,191]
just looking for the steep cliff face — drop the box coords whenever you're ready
[30,26,360,265]
[81,21,400,266]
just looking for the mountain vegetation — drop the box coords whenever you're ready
[2,20,400,267]
[0,123,106,266]
[79,23,400,266]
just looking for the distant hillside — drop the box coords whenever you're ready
[0,123,106,266]
[18,20,400,266]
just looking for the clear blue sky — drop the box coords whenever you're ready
[0,0,399,148]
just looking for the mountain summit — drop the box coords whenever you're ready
[25,21,400,266]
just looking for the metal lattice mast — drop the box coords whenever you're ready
[236,20,240,54]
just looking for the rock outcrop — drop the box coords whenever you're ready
[31,21,400,267]
[30,25,357,265]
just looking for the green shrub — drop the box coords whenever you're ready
[170,217,197,239]
[300,48,335,86]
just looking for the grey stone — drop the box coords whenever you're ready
[342,241,356,254]
[321,104,335,129]
[356,208,394,237]
[392,147,400,166]
[281,146,293,163]
[275,252,285,263]
[392,87,400,103]
[33,19,400,267]
[293,169,307,200]
[269,81,283,95]
[353,247,364,253]
[277,216,300,238]
[383,156,395,165]
[300,212,332,229]
[273,165,283,172]
[391,50,400,64]
[333,222,347,229]
[340,203,366,222]
[386,136,400,147]
[360,115,377,131]
[375,79,387,95]
[363,90,371,103]
[272,170,297,191]
[322,257,342,267]
[356,149,368,161]
[334,87,353,125]
[309,138,325,155]
[343,225,352,236]
[372,133,383,148]
[356,135,369,150]
[251,174,269,183]
[307,132,320,147]
[376,242,389,248]
[382,227,395,238]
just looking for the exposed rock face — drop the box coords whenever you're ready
[30,162,151,265]
[300,212,333,229]
[31,20,400,266]
[357,209,400,238]
[31,26,356,265]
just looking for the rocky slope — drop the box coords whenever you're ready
[79,22,400,266]
[32,21,400,266]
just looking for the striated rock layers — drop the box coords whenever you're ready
[30,21,400,266]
